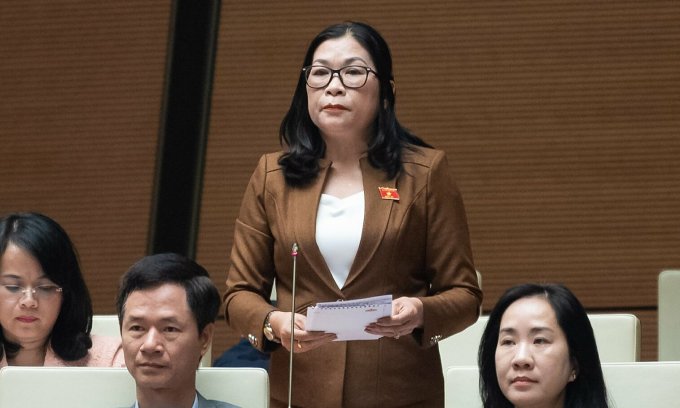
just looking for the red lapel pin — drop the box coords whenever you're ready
[378,187,399,201]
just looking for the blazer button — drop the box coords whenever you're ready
[430,334,442,345]
[247,333,258,348]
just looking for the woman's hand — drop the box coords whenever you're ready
[364,296,424,339]
[269,311,336,353]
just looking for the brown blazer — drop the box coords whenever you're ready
[224,146,482,408]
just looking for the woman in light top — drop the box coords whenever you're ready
[0,212,124,367]
[478,283,609,408]
[224,21,482,407]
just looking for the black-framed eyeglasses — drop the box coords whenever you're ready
[302,65,377,89]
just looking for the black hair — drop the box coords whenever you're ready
[478,283,609,408]
[116,253,221,334]
[278,21,432,187]
[0,212,93,361]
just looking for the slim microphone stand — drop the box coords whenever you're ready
[288,243,298,408]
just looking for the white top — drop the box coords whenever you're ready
[316,191,365,289]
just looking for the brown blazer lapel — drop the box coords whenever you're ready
[290,159,341,293]
[344,158,395,288]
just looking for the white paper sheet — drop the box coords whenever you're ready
[305,294,393,341]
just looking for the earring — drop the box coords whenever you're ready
[569,372,577,381]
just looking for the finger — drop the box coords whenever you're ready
[364,326,396,337]
[369,315,399,325]
[293,328,331,337]
[294,332,336,344]
[365,325,414,339]
[310,332,337,340]
[295,335,336,353]
[374,316,397,325]
[285,331,334,350]
[392,296,411,314]
[366,319,402,330]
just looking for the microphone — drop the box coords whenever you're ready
[288,242,299,408]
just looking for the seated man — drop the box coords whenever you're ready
[116,253,238,408]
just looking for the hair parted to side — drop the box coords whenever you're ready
[0,212,93,361]
[116,253,221,334]
[278,21,432,187]
[478,283,610,408]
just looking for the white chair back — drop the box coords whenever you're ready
[588,313,641,362]
[439,313,640,371]
[659,269,680,360]
[0,366,269,408]
[197,367,270,407]
[602,362,680,407]
[445,362,680,408]
[0,367,136,408]
[92,314,212,367]
[444,366,481,408]
[438,315,487,368]
[91,314,121,337]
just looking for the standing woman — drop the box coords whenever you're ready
[224,21,482,407]
[0,212,124,367]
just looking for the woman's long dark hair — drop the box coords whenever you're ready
[478,283,610,408]
[279,21,431,187]
[0,212,93,361]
